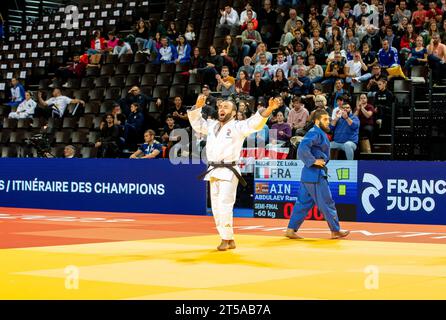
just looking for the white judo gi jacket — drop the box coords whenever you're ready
[187,107,268,182]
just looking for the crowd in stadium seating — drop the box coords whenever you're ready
[1,0,446,159]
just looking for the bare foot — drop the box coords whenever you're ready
[217,240,230,251]
[331,230,350,239]
[228,240,236,249]
[285,228,303,239]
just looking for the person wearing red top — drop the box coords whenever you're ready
[411,1,427,32]
[399,23,417,60]
[240,10,258,31]
[87,30,106,65]
[425,0,443,22]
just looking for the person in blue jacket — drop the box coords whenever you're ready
[285,109,350,240]
[155,36,178,64]
[175,34,191,65]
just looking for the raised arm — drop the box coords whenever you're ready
[237,97,281,137]
[187,94,211,135]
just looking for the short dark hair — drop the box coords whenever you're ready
[313,109,329,121]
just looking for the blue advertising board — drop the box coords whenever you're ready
[357,161,446,225]
[0,158,207,215]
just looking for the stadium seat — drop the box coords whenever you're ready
[115,64,130,75]
[125,75,141,87]
[156,73,172,86]
[100,64,115,77]
[145,63,160,74]
[105,87,122,101]
[89,88,105,101]
[81,77,96,89]
[84,101,100,114]
[129,63,145,74]
[94,76,110,88]
[141,74,157,87]
[109,75,125,87]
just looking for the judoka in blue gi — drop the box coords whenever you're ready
[286,109,350,240]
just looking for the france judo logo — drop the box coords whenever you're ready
[361,173,383,214]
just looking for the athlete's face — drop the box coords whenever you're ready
[218,101,236,122]
[316,114,331,133]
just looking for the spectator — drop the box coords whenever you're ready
[399,24,417,60]
[367,64,385,97]
[36,89,85,119]
[411,1,427,33]
[217,4,240,36]
[87,30,106,55]
[236,56,254,80]
[289,65,312,96]
[345,50,370,87]
[312,40,327,66]
[134,19,150,52]
[130,130,163,159]
[123,102,145,148]
[119,86,156,117]
[200,85,217,119]
[166,21,179,42]
[241,21,263,58]
[330,104,360,160]
[378,39,407,79]
[404,35,428,76]
[191,45,223,90]
[290,55,308,77]
[361,42,378,73]
[216,66,236,98]
[284,9,305,34]
[287,96,309,135]
[249,71,269,104]
[326,26,343,52]
[6,78,25,108]
[160,114,181,151]
[323,52,347,85]
[271,68,289,95]
[8,91,36,119]
[175,34,191,65]
[426,33,446,84]
[63,145,77,158]
[257,0,278,49]
[309,94,331,122]
[307,55,324,84]
[374,78,395,132]
[361,25,381,52]
[111,104,126,130]
[168,96,189,128]
[154,36,178,64]
[189,47,206,70]
[271,111,292,144]
[393,1,412,25]
[383,26,400,50]
[185,23,196,43]
[343,27,360,51]
[235,69,251,97]
[271,50,293,78]
[354,93,377,151]
[329,79,347,110]
[326,40,348,62]
[221,35,239,73]
[113,39,133,59]
[331,94,347,119]
[251,42,273,64]
[96,113,121,158]
[253,52,273,82]
[240,9,258,31]
[52,54,88,87]
[308,28,326,51]
[106,31,120,54]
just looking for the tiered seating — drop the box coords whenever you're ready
[0,0,222,158]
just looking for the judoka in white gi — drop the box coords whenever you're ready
[188,95,280,251]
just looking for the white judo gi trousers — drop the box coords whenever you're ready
[209,175,239,240]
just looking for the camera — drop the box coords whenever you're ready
[24,133,51,157]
